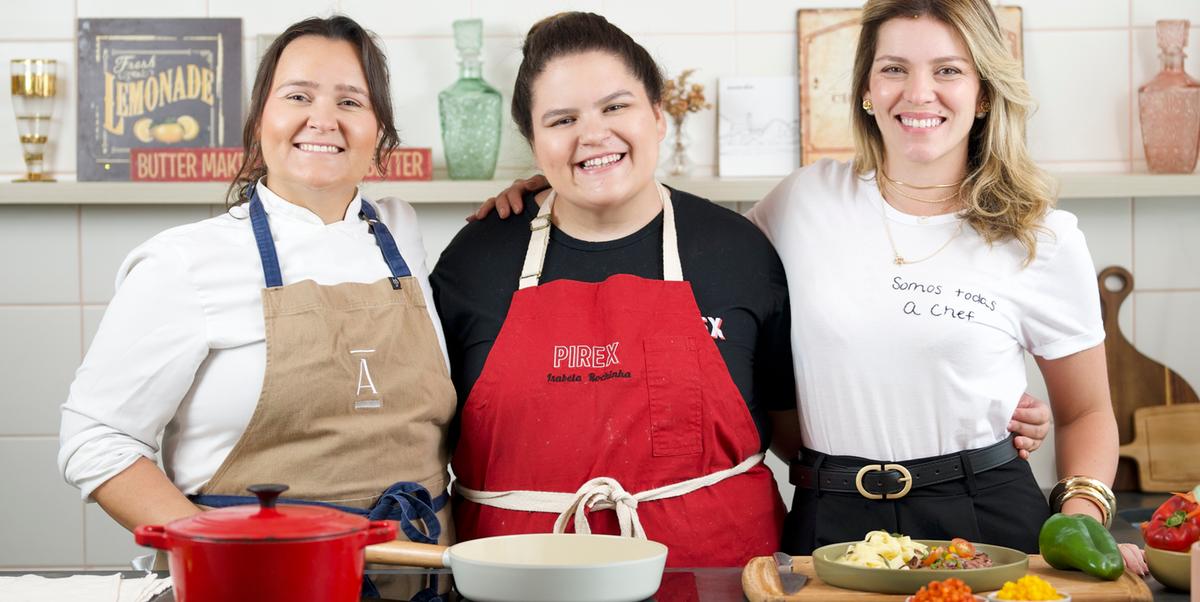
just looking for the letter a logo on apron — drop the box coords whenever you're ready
[352,349,381,409]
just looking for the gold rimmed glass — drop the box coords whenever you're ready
[11,59,57,182]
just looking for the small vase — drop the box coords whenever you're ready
[667,116,692,176]
[438,19,502,180]
[1138,19,1200,174]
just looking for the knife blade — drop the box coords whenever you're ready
[772,552,808,595]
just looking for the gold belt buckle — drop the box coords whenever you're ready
[854,464,913,500]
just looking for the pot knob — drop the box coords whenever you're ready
[247,483,289,512]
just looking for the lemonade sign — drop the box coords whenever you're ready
[77,18,242,181]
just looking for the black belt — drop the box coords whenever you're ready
[789,435,1018,500]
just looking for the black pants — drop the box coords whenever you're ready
[781,457,1050,554]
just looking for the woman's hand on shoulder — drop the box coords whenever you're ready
[470,175,549,221]
[1008,392,1050,460]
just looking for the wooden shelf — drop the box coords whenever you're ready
[0,172,1197,205]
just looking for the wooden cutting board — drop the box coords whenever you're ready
[1098,266,1200,491]
[742,555,1152,601]
[1118,403,1200,491]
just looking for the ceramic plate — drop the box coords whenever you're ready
[813,540,1028,595]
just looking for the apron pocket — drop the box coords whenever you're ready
[644,336,702,457]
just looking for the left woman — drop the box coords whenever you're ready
[58,16,453,598]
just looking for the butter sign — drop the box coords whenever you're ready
[131,148,434,182]
[77,18,242,181]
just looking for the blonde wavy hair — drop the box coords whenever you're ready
[850,0,1055,264]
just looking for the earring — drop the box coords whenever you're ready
[975,99,991,119]
[862,98,874,115]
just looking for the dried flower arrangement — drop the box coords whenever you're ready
[661,69,712,175]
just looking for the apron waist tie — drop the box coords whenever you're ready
[454,453,764,539]
[190,480,447,544]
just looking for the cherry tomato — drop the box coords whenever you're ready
[950,537,976,558]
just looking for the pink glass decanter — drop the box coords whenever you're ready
[1138,20,1200,173]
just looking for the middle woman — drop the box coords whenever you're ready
[431,12,792,567]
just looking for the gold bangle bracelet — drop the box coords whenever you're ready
[1059,476,1116,510]
[1051,483,1115,517]
[1058,488,1113,528]
[1050,476,1116,516]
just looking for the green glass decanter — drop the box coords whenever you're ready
[438,19,501,180]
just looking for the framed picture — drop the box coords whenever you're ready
[796,7,1023,165]
[717,76,799,177]
[76,18,242,180]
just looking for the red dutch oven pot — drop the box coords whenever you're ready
[134,484,397,602]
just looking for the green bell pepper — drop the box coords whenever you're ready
[1038,513,1124,581]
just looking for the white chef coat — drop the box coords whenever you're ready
[58,182,449,501]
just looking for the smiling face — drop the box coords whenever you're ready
[258,35,378,203]
[865,15,983,175]
[529,50,666,213]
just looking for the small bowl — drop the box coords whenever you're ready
[985,593,1071,602]
[1145,545,1191,591]
[905,596,986,602]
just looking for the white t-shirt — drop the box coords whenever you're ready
[746,159,1104,461]
[58,182,449,501]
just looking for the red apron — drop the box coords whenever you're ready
[452,185,784,567]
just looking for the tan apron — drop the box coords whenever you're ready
[179,192,456,600]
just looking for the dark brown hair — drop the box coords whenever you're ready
[227,15,399,205]
[511,12,663,142]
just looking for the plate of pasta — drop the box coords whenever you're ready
[812,531,1028,594]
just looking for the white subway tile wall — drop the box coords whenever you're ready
[1133,196,1200,289]
[0,307,82,436]
[0,0,1197,569]
[0,439,85,568]
[79,205,212,303]
[76,0,207,18]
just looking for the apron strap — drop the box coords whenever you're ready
[518,183,682,290]
[358,199,413,284]
[247,189,412,289]
[454,453,764,539]
[248,192,284,289]
[190,481,447,544]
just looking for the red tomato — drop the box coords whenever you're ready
[950,537,976,558]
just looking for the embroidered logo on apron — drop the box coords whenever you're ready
[552,342,620,368]
[353,348,381,409]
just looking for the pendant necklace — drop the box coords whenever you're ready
[880,196,964,266]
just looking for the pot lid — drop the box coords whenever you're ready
[168,484,369,542]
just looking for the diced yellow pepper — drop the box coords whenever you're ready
[995,574,1063,600]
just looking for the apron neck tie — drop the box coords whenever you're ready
[552,477,646,539]
[518,183,682,290]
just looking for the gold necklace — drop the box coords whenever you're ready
[879,170,963,189]
[880,197,964,265]
[880,178,960,204]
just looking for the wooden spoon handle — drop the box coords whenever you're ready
[365,540,449,568]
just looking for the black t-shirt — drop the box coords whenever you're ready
[430,187,795,450]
